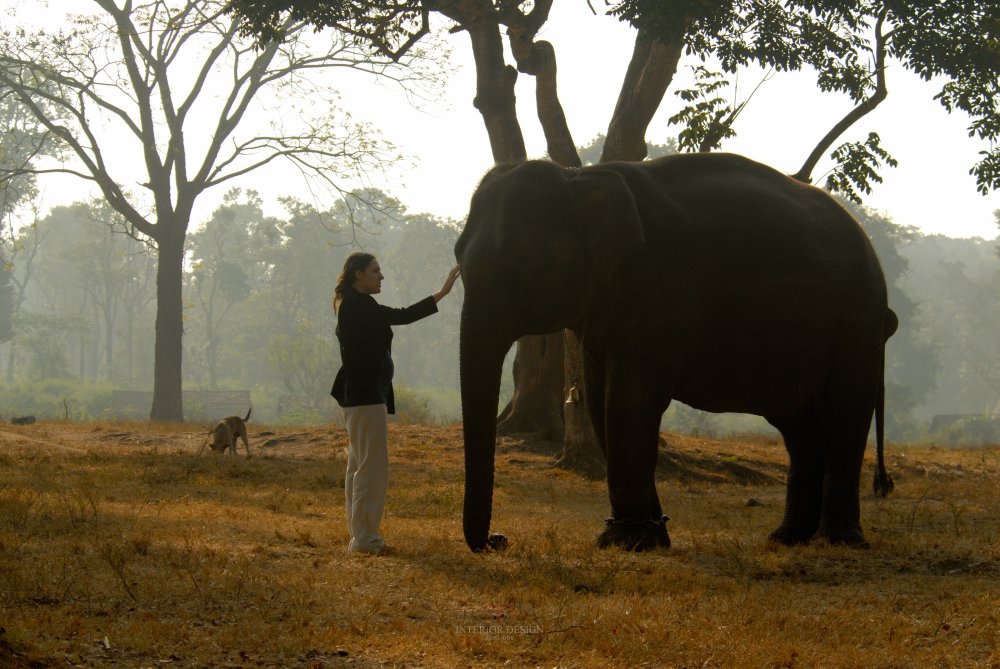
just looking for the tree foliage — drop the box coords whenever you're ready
[0,96,43,223]
[825,132,899,203]
[668,66,742,153]
[228,0,430,59]
[609,0,1000,192]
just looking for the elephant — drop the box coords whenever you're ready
[454,152,898,553]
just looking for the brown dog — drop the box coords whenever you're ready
[209,408,252,457]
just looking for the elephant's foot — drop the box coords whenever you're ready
[486,533,510,551]
[767,523,816,546]
[816,523,868,548]
[768,523,867,548]
[596,516,670,551]
[468,533,509,553]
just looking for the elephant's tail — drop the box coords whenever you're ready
[872,309,897,497]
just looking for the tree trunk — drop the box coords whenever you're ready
[443,2,569,441]
[78,324,87,379]
[150,227,185,422]
[463,19,527,164]
[448,3,679,473]
[555,28,682,469]
[126,312,134,385]
[103,301,114,379]
[506,7,579,169]
[6,340,15,383]
[496,15,578,445]
[207,335,219,390]
[557,329,605,477]
[601,29,684,163]
[91,306,99,380]
[497,333,565,440]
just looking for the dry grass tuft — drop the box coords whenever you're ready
[2,421,999,668]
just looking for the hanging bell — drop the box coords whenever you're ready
[565,384,581,405]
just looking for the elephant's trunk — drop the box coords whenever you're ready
[459,305,511,552]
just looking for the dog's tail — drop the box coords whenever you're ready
[244,407,252,422]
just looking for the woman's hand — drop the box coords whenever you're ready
[434,265,462,303]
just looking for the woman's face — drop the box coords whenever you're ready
[353,259,383,295]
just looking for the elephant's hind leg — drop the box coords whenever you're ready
[812,360,880,546]
[767,413,824,545]
[814,414,870,546]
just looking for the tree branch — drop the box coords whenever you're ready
[792,9,890,184]
[601,25,683,162]
[503,0,580,167]
[439,0,526,164]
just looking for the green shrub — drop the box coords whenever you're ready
[940,415,1000,446]
[0,378,115,420]
[393,383,431,424]
[272,406,330,426]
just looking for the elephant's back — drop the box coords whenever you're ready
[612,153,878,280]
[614,153,888,343]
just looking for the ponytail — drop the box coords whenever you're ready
[333,252,376,314]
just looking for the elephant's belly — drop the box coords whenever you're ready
[672,371,815,417]
[670,314,833,416]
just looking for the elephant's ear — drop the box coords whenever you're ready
[568,170,645,276]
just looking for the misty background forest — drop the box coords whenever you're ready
[2,0,999,444]
[1,172,998,442]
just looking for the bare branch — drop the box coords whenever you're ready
[1,0,439,242]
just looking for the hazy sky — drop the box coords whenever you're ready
[13,0,1000,240]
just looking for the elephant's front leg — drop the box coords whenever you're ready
[592,361,670,551]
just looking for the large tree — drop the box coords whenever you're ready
[229,0,1000,462]
[0,0,437,420]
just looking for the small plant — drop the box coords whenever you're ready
[0,488,46,535]
[95,537,139,603]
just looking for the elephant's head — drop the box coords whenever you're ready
[454,160,644,551]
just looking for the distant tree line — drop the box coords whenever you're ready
[0,188,465,423]
[0,181,997,437]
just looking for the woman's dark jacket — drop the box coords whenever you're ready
[331,290,437,414]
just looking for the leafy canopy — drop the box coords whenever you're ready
[608,0,1000,193]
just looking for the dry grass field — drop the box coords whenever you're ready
[1,421,999,669]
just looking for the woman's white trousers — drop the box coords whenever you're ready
[342,404,389,553]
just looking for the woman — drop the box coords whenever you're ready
[331,252,461,554]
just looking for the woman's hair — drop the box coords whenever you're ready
[333,252,376,314]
